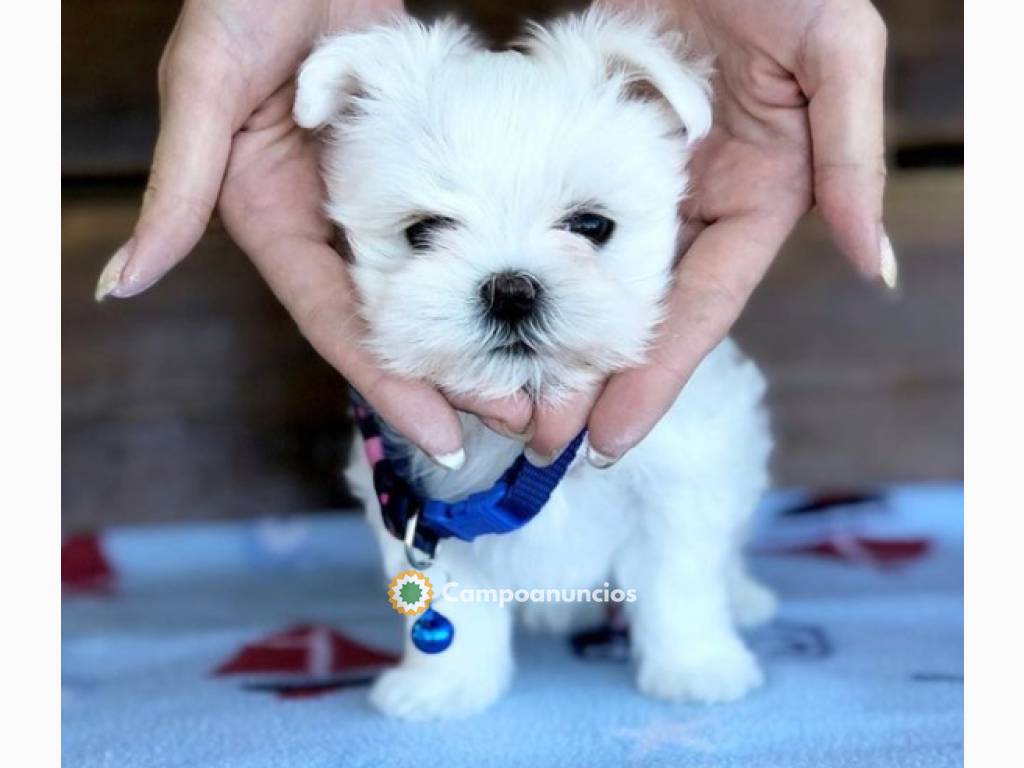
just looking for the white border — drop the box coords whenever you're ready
[3,0,61,763]
[965,1,1024,765]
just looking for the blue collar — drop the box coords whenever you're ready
[351,389,584,563]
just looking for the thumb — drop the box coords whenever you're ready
[95,63,236,300]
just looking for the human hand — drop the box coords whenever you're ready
[94,0,532,468]
[527,0,892,467]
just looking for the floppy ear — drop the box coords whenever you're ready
[526,9,713,147]
[293,32,373,129]
[294,18,476,130]
[599,26,713,146]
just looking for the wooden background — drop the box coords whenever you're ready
[62,1,963,530]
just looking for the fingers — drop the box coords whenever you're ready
[798,2,893,287]
[249,235,467,466]
[96,49,239,300]
[525,388,601,467]
[586,212,792,464]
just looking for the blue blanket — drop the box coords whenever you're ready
[62,485,963,767]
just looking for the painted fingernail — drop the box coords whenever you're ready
[524,446,558,468]
[879,231,898,290]
[430,448,466,471]
[94,243,132,302]
[586,444,619,469]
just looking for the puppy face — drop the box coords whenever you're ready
[295,10,711,403]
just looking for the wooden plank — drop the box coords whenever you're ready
[62,197,357,530]
[734,170,963,486]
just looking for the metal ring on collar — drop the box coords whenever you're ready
[403,511,435,570]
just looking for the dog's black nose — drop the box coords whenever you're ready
[480,272,540,325]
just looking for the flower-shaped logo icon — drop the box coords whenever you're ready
[387,570,433,616]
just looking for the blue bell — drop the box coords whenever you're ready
[411,608,454,653]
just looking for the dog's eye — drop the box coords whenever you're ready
[560,212,615,247]
[404,215,455,251]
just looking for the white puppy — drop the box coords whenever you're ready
[295,7,775,719]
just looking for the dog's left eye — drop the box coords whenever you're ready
[405,215,455,251]
[560,212,615,247]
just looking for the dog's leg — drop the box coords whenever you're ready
[728,556,777,629]
[616,493,764,703]
[370,570,514,720]
[351,429,515,719]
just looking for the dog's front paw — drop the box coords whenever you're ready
[636,640,763,704]
[370,664,509,720]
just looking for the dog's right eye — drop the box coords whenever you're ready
[560,211,615,247]
[404,216,455,251]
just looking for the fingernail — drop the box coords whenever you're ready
[586,444,619,469]
[94,243,132,302]
[483,417,534,442]
[524,446,558,468]
[430,448,466,471]
[879,231,898,290]
[115,261,162,298]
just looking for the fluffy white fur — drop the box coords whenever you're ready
[295,8,775,719]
